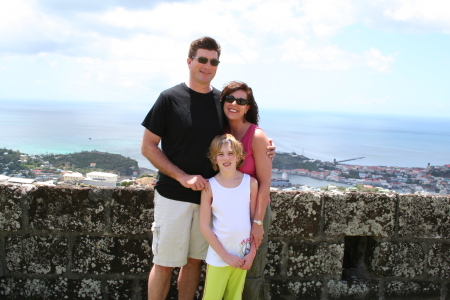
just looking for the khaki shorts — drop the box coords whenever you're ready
[151,190,208,267]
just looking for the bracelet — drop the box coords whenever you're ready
[253,220,263,226]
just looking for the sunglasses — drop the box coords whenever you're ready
[191,56,220,67]
[224,95,249,105]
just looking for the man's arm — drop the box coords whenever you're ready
[141,128,208,191]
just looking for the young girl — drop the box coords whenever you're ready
[200,134,258,300]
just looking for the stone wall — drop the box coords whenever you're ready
[0,184,449,299]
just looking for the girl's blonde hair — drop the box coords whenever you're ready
[208,134,246,171]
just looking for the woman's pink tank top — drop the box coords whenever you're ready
[237,124,258,178]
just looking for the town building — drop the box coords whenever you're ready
[63,172,84,183]
[82,172,119,187]
[0,175,10,182]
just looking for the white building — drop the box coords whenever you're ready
[7,178,36,184]
[0,175,11,182]
[63,172,84,183]
[83,172,119,187]
[86,172,118,183]
[35,180,56,186]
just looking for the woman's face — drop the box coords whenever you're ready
[223,89,250,122]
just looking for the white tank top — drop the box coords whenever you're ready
[205,173,252,267]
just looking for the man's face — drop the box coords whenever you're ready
[188,48,219,86]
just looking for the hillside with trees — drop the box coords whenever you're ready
[272,152,319,171]
[43,151,139,176]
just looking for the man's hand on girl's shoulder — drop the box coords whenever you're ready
[179,174,208,191]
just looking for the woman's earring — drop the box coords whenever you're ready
[243,113,246,123]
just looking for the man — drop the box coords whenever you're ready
[141,36,273,299]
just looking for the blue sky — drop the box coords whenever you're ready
[1,0,449,117]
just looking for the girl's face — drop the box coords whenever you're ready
[215,142,237,172]
[223,89,250,122]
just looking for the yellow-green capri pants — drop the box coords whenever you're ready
[202,264,247,300]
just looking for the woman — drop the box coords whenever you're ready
[221,81,272,299]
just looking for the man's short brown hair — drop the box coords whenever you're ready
[188,36,221,59]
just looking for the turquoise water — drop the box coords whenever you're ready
[1,99,449,169]
[259,109,450,168]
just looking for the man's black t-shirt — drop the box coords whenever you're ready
[142,83,224,204]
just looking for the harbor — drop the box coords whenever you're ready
[271,171,350,190]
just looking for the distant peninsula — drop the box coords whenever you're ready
[1,149,139,176]
[272,152,319,171]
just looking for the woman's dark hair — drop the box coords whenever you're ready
[220,81,259,125]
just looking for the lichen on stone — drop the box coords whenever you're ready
[427,243,450,278]
[399,194,450,238]
[287,242,343,278]
[369,242,424,278]
[324,192,396,237]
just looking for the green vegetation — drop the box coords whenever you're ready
[352,184,394,193]
[321,185,347,191]
[272,152,319,171]
[0,148,41,174]
[320,184,393,193]
[138,173,152,178]
[44,151,138,176]
[341,170,360,179]
[1,148,139,177]
[431,169,450,179]
[0,149,21,174]
[354,184,379,193]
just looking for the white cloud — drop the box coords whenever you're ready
[0,0,34,34]
[242,0,307,35]
[69,34,187,91]
[96,1,262,64]
[0,0,75,53]
[364,47,395,73]
[97,1,231,38]
[1,0,448,116]
[281,40,394,72]
[0,0,397,91]
[384,0,450,27]
[301,0,358,36]
[365,0,450,33]
[281,38,356,70]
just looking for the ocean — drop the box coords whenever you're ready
[1,99,449,172]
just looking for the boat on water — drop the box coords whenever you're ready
[271,172,291,187]
[271,178,291,187]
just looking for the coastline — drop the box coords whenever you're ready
[272,173,351,188]
[2,147,448,195]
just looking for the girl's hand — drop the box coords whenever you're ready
[241,253,255,270]
[223,253,244,269]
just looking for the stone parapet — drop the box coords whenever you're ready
[0,185,449,299]
[323,192,396,237]
[399,194,450,239]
